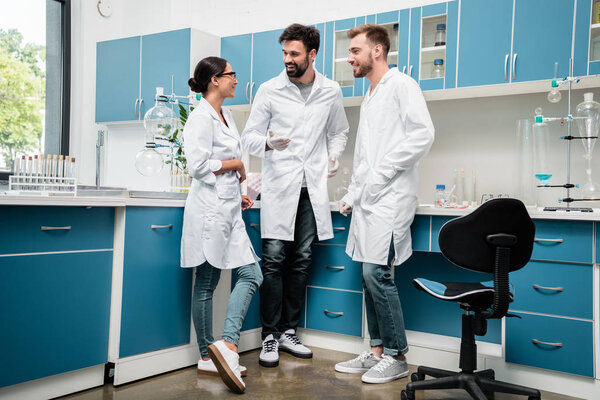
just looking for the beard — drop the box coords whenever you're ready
[285,54,310,78]
[353,54,374,78]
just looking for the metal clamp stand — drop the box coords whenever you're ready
[536,59,597,212]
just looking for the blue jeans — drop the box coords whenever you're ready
[192,261,262,358]
[362,239,409,356]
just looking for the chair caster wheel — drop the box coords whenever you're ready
[401,390,415,400]
[411,372,425,382]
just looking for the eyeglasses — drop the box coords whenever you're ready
[217,71,237,79]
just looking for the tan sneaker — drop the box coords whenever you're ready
[197,358,247,377]
[207,340,245,393]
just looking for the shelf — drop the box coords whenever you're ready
[421,45,446,53]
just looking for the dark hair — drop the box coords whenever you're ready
[347,24,390,58]
[278,24,320,54]
[188,56,228,94]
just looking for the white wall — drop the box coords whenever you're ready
[71,0,600,209]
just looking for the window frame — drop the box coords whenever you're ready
[0,0,71,181]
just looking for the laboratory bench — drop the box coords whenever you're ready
[1,196,599,399]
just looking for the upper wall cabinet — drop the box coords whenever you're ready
[574,0,600,76]
[221,28,284,106]
[458,0,575,88]
[96,29,219,123]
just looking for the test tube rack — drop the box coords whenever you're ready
[536,59,598,212]
[8,175,78,196]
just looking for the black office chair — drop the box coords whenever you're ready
[401,198,541,400]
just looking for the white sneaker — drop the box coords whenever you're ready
[259,334,280,367]
[334,351,381,373]
[197,358,247,377]
[361,355,409,384]
[207,340,245,393]
[279,329,313,358]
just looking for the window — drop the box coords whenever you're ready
[0,0,70,180]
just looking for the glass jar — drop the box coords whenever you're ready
[432,59,444,78]
[435,24,446,46]
[435,184,446,208]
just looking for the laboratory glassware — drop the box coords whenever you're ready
[576,93,600,199]
[453,168,465,204]
[135,146,164,177]
[143,87,178,141]
[516,119,536,206]
[434,24,446,46]
[434,184,446,208]
[547,62,562,104]
[432,59,444,78]
[533,108,552,186]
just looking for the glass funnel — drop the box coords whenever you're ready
[533,109,552,186]
[576,93,600,199]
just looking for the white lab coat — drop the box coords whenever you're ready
[342,69,434,266]
[242,70,349,241]
[180,98,259,269]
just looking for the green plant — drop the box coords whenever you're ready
[165,103,193,172]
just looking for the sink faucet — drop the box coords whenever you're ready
[96,130,105,190]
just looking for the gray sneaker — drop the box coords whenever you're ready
[361,355,409,383]
[334,351,382,373]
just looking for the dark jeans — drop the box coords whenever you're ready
[260,188,317,339]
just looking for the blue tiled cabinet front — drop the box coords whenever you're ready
[0,206,114,388]
[221,34,252,106]
[119,206,192,358]
[96,29,191,123]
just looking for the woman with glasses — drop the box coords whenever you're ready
[181,56,262,394]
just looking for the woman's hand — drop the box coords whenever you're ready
[241,195,254,210]
[237,161,246,184]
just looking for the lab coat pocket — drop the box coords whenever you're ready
[362,172,388,205]
[216,184,239,200]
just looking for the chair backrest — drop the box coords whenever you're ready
[438,198,535,273]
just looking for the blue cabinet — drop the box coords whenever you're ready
[220,34,252,106]
[96,29,191,123]
[310,245,362,291]
[96,36,141,122]
[531,219,593,263]
[0,251,113,387]
[251,29,285,101]
[305,287,363,337]
[410,215,430,251]
[119,207,192,358]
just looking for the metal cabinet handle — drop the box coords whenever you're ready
[245,82,250,103]
[533,284,563,292]
[250,82,255,103]
[151,224,173,229]
[402,65,406,74]
[324,309,344,316]
[333,227,346,232]
[138,99,144,118]
[534,238,563,243]
[250,223,260,227]
[41,226,72,231]
[512,53,518,80]
[325,265,345,270]
[409,65,413,77]
[134,98,140,118]
[532,339,563,348]
[504,54,509,81]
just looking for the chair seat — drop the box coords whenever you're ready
[413,278,514,309]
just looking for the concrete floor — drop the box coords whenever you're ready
[60,347,580,400]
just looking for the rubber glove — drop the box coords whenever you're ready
[327,156,340,178]
[266,130,291,151]
[339,200,352,217]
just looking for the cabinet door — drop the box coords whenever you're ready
[512,0,574,82]
[573,0,592,77]
[120,207,192,358]
[457,0,513,87]
[96,36,141,122]
[0,251,113,387]
[314,23,326,75]
[140,29,191,117]
[408,7,422,82]
[333,18,356,97]
[222,34,253,106]
[398,9,411,75]
[251,29,285,100]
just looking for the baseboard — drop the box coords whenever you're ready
[0,365,104,400]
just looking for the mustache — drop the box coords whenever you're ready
[285,62,298,67]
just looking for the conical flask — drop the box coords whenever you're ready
[576,92,600,159]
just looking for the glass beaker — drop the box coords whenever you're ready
[533,120,552,186]
[516,119,536,206]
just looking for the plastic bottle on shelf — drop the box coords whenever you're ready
[435,184,446,208]
[432,59,444,78]
[434,24,446,46]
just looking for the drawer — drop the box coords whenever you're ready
[319,212,350,245]
[305,287,363,337]
[531,220,593,263]
[0,206,114,254]
[509,261,593,319]
[410,215,430,251]
[506,313,594,377]
[309,244,362,291]
[431,216,455,252]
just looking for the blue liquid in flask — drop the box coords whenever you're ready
[535,173,552,184]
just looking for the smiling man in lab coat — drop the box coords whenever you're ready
[241,24,349,368]
[334,25,434,384]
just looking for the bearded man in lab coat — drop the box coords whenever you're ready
[334,24,434,384]
[241,23,349,368]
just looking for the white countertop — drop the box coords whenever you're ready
[1,194,599,221]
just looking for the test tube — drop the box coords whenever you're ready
[45,154,52,189]
[52,154,58,191]
[58,155,64,191]
[33,155,39,190]
[27,156,33,190]
[64,155,71,189]
[39,154,45,191]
